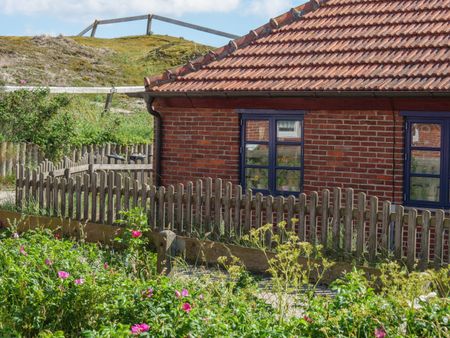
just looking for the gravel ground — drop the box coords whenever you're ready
[172,265,334,318]
[0,190,15,205]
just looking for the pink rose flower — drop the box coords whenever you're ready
[182,302,192,313]
[181,289,189,297]
[143,288,154,298]
[175,290,181,298]
[19,245,28,256]
[131,230,142,238]
[303,315,313,323]
[45,258,53,266]
[74,278,85,285]
[375,327,387,338]
[103,262,109,270]
[58,271,70,279]
[131,323,150,335]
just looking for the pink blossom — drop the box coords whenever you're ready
[181,288,189,297]
[303,315,313,323]
[103,262,109,269]
[142,288,154,298]
[131,230,142,238]
[375,327,387,338]
[58,271,70,279]
[19,246,28,256]
[182,302,192,313]
[45,258,53,266]
[74,278,85,285]
[175,290,181,298]
[19,79,27,85]
[131,323,150,335]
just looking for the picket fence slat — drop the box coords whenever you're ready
[13,173,450,269]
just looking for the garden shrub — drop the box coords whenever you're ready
[0,88,74,160]
[0,218,448,337]
[0,89,153,161]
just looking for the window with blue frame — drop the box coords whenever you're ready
[403,112,450,208]
[240,111,304,196]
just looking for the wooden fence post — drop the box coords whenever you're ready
[419,210,431,271]
[321,189,330,247]
[332,188,341,251]
[344,188,353,253]
[309,192,318,244]
[224,182,232,239]
[91,20,99,37]
[356,192,366,259]
[407,208,417,269]
[368,196,378,263]
[434,210,444,269]
[186,182,193,235]
[298,193,307,241]
[146,14,153,35]
[0,142,6,177]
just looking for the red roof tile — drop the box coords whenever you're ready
[145,0,450,94]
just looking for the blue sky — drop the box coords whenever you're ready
[0,0,304,47]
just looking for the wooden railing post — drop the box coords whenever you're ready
[91,20,99,37]
[146,14,153,35]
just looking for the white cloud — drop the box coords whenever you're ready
[247,0,298,18]
[0,0,241,21]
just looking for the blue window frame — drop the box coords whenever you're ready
[240,110,305,196]
[403,111,450,208]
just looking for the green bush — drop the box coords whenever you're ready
[0,219,448,337]
[0,88,74,160]
[0,89,153,161]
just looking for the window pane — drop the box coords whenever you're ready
[277,145,302,167]
[277,120,302,142]
[246,168,269,190]
[277,170,301,192]
[246,120,269,142]
[411,123,441,148]
[410,177,440,202]
[246,144,269,166]
[411,150,440,175]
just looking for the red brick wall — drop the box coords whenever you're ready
[156,107,240,186]
[303,110,404,204]
[155,106,404,204]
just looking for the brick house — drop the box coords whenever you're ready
[144,0,450,209]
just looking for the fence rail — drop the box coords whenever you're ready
[78,13,239,39]
[15,176,449,270]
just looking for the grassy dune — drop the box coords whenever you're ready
[0,35,210,86]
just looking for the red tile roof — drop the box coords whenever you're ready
[145,0,450,95]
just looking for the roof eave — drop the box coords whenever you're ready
[145,90,450,99]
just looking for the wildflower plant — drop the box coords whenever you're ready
[242,221,333,322]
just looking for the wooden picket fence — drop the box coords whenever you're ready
[15,175,449,270]
[0,142,152,178]
[0,142,42,177]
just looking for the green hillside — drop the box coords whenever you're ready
[0,35,210,86]
[0,35,210,162]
